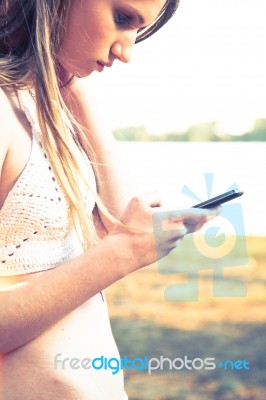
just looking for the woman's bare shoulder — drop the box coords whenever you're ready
[0,87,12,124]
[0,88,13,172]
[0,86,10,105]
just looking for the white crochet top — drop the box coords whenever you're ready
[0,92,96,276]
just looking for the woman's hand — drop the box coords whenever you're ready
[109,192,220,270]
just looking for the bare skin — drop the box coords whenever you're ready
[0,1,219,399]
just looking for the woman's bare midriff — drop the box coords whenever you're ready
[0,274,126,400]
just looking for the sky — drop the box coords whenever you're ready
[88,0,266,135]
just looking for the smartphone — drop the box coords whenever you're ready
[192,188,244,209]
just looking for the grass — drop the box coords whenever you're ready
[105,236,266,400]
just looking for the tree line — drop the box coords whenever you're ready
[113,118,266,142]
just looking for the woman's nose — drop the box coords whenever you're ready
[110,34,136,63]
[111,42,132,63]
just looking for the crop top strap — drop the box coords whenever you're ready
[17,90,40,140]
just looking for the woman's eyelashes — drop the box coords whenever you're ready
[114,11,133,28]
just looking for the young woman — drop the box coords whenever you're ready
[0,1,219,399]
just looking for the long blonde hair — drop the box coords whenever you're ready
[0,0,180,248]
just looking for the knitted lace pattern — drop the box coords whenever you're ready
[0,93,96,276]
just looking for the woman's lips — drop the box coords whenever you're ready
[96,61,105,72]
[96,61,113,72]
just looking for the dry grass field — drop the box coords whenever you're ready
[106,236,266,400]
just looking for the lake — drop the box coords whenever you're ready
[119,142,266,236]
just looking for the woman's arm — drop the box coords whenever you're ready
[0,187,218,355]
[0,229,136,355]
[61,78,137,231]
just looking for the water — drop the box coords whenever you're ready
[119,142,266,236]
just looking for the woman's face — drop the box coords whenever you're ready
[57,0,166,77]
